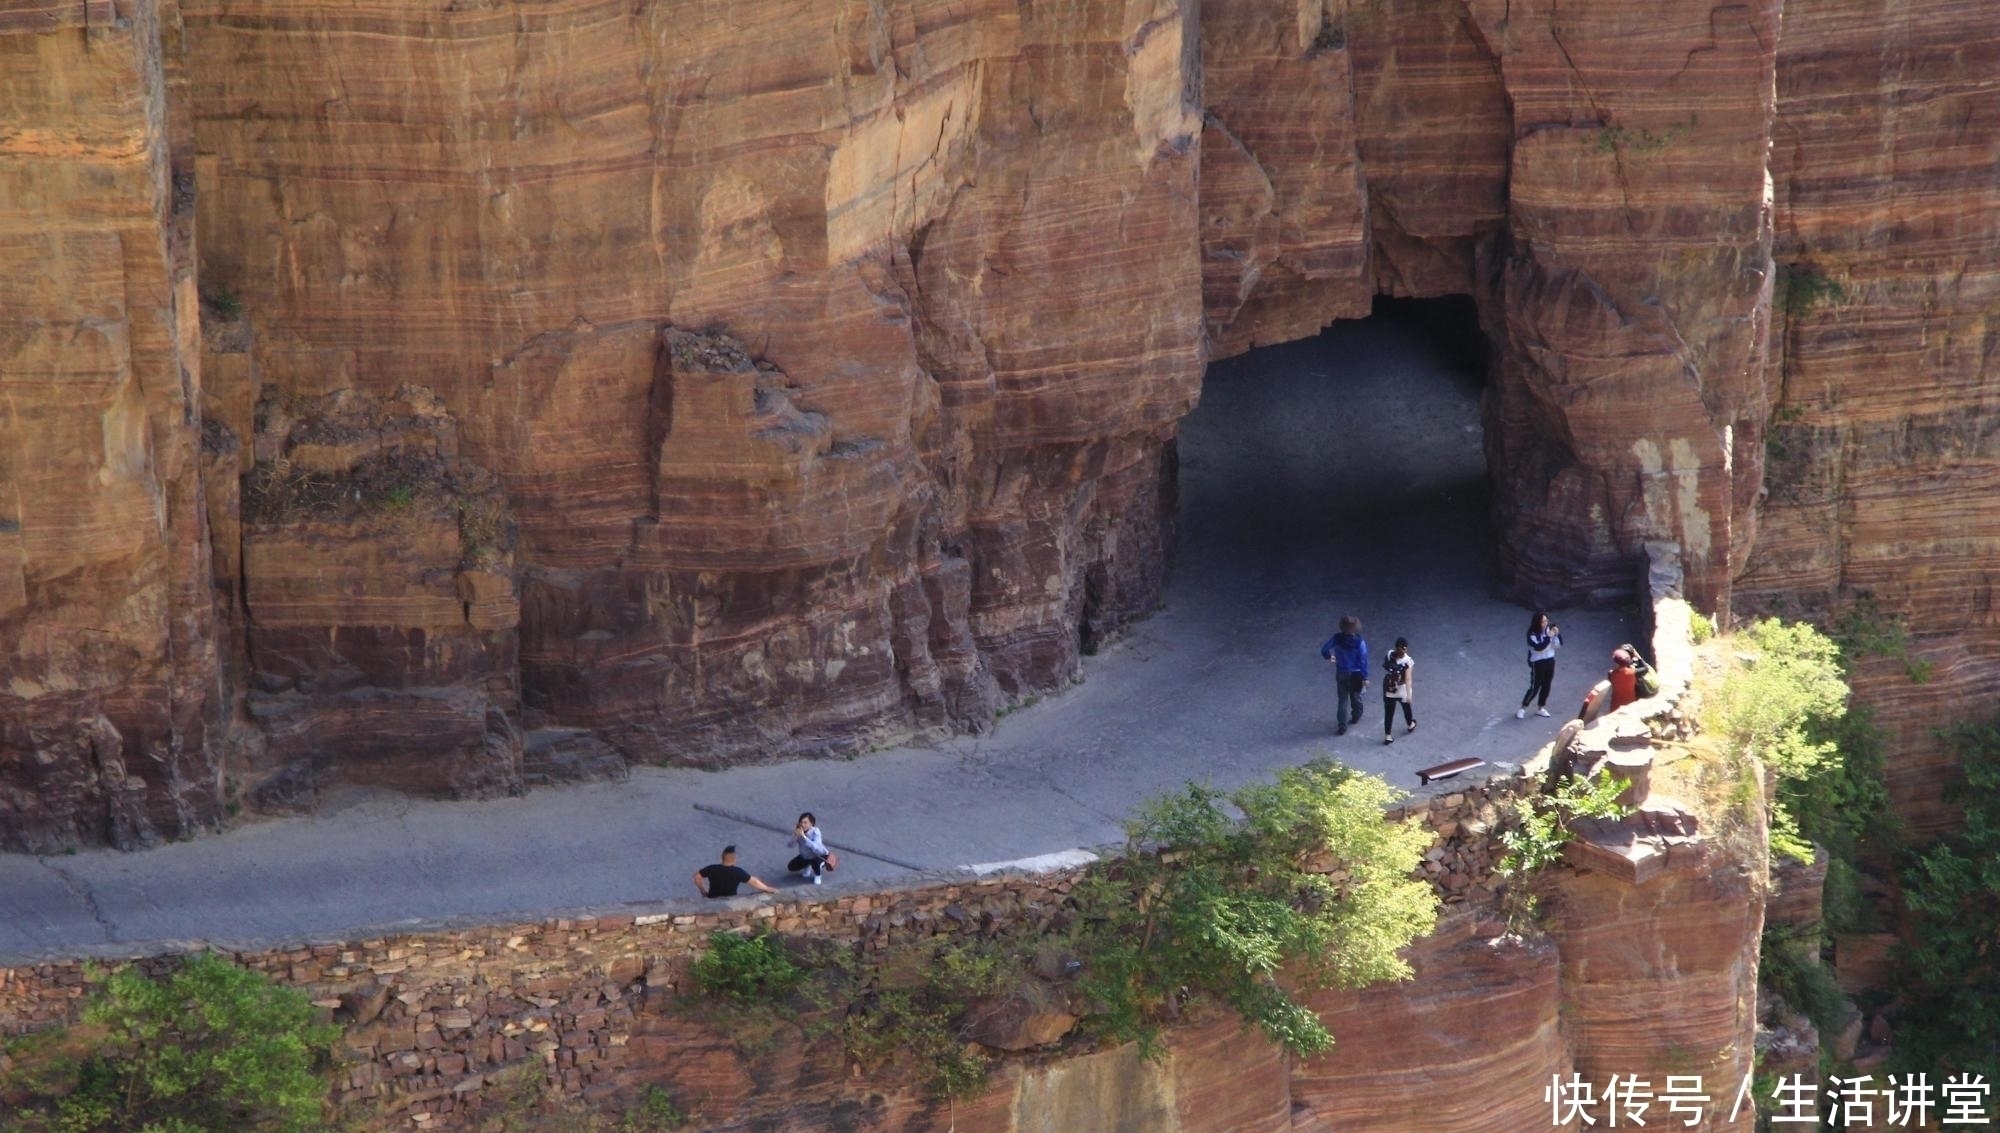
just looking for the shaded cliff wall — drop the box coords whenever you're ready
[0,1,222,850]
[1738,0,2000,840]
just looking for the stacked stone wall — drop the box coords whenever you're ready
[0,570,1718,1130]
[1,870,1080,1122]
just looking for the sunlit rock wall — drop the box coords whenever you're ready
[1737,0,2000,839]
[0,1,222,851]
[180,0,1201,783]
[3,0,1995,842]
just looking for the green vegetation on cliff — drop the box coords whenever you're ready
[1891,717,2000,1080]
[1707,618,1859,864]
[0,954,336,1133]
[1496,766,1632,879]
[687,760,1438,1100]
[1072,761,1438,1058]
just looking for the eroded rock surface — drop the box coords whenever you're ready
[235,385,522,805]
[3,0,1996,843]
[1736,0,2000,839]
[0,1,221,851]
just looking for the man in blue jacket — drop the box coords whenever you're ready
[1320,615,1370,735]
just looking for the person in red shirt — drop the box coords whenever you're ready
[1607,648,1639,710]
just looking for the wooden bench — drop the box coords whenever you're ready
[1416,757,1485,786]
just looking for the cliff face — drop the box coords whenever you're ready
[2,0,1995,843]
[0,1,222,850]
[182,0,1200,791]
[1737,0,2000,839]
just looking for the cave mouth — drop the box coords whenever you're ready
[1173,295,1495,605]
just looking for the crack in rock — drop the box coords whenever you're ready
[37,857,118,944]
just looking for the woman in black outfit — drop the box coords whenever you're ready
[1517,611,1562,718]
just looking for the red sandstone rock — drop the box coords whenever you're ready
[1292,912,1570,1132]
[1550,852,1765,1133]
[1736,0,2000,841]
[1199,0,1372,353]
[0,0,222,851]
[2,0,1994,853]
[237,385,522,803]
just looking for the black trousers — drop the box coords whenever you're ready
[1383,695,1414,734]
[788,854,828,875]
[1521,658,1556,708]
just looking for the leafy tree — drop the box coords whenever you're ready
[1709,618,1852,861]
[1498,767,1633,877]
[0,953,336,1133]
[1070,761,1437,1057]
[1891,718,2000,1079]
[826,938,1007,1100]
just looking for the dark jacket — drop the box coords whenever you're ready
[1321,632,1369,676]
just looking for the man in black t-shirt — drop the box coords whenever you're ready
[694,845,776,899]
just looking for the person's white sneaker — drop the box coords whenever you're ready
[1516,707,1527,719]
[811,872,822,884]
[1537,707,1551,717]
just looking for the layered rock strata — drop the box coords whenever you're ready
[1736,0,2000,840]
[234,385,522,803]
[0,0,223,851]
[179,0,1200,781]
[4,0,1996,844]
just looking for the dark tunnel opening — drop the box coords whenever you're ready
[1174,294,1494,590]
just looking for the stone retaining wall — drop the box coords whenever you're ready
[2,554,1709,1129]
[0,786,1543,1126]
[1,869,1080,1122]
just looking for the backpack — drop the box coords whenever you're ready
[1621,643,1662,697]
[1382,656,1406,696]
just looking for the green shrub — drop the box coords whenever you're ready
[1708,619,1852,862]
[1778,264,1849,316]
[1689,611,1716,643]
[1833,597,1933,684]
[622,1086,692,1132]
[0,953,336,1133]
[1498,767,1634,877]
[691,930,804,1004]
[1069,761,1437,1058]
[1791,705,1898,885]
[1760,927,1849,1034]
[828,938,1007,1101]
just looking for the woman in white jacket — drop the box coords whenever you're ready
[787,812,839,884]
[1517,611,1562,718]
[1382,638,1415,744]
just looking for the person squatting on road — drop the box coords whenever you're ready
[1321,615,1370,735]
[1382,637,1415,744]
[1517,611,1562,719]
[695,845,777,898]
[787,811,840,884]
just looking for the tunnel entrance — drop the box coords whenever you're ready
[1132,292,1646,777]
[1174,295,1495,606]
[977,295,1634,796]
